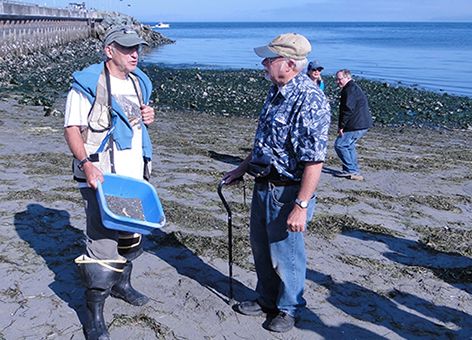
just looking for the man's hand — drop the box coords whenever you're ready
[338,128,344,136]
[141,104,155,125]
[82,162,104,189]
[287,205,308,232]
[286,162,323,232]
[222,168,245,185]
[221,153,251,185]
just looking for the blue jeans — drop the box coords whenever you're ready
[249,181,316,317]
[334,129,368,174]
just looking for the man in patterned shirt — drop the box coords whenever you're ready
[222,33,331,333]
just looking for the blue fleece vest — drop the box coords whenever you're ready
[70,62,153,160]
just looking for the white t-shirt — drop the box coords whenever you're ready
[64,75,144,180]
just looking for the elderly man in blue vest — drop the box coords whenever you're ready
[223,33,331,333]
[64,26,155,340]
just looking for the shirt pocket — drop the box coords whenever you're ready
[270,111,291,143]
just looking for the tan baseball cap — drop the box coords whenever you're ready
[254,33,311,60]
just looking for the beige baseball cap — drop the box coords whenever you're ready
[254,33,311,60]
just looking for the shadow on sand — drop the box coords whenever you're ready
[145,230,256,305]
[315,227,472,338]
[13,203,87,326]
[145,230,386,338]
[306,269,471,338]
[208,150,244,166]
[322,165,344,177]
[344,229,472,293]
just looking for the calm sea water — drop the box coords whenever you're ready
[141,22,472,97]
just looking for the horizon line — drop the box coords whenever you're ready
[140,20,472,24]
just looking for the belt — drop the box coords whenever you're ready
[255,177,300,186]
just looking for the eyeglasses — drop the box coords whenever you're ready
[335,77,345,82]
[113,44,141,55]
[263,56,285,65]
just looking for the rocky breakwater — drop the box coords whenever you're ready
[91,11,174,47]
[0,11,174,115]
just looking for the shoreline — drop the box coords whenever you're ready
[142,65,472,130]
[0,34,471,130]
[141,62,471,99]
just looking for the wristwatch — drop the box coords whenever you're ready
[295,198,308,209]
[77,157,90,171]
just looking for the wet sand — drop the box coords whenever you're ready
[0,90,471,339]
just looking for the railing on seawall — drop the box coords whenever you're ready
[0,0,102,56]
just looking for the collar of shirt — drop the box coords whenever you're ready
[272,72,304,99]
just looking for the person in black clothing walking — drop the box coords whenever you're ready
[333,69,373,180]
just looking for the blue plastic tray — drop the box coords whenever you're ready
[96,174,166,234]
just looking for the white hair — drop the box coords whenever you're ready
[288,58,308,72]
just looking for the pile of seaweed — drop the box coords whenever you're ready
[145,65,472,130]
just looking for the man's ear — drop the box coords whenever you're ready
[285,59,296,71]
[104,45,114,59]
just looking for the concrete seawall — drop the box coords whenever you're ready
[0,0,100,56]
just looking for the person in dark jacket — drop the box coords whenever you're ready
[333,69,373,179]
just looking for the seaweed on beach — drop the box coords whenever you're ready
[109,313,174,339]
[3,188,82,205]
[145,66,267,118]
[0,282,23,300]
[338,255,431,281]
[408,195,461,212]
[0,33,471,129]
[149,231,253,270]
[308,213,402,239]
[415,225,472,257]
[317,195,360,206]
[343,190,467,212]
[144,66,472,129]
[159,199,225,231]
[338,255,472,288]
[327,77,472,129]
[431,266,472,284]
[0,152,70,176]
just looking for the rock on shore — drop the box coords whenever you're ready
[91,11,175,47]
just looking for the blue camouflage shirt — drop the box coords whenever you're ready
[252,72,331,180]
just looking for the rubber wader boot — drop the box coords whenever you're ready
[76,258,123,340]
[111,262,149,306]
[85,288,111,340]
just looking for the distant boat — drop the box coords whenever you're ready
[153,22,170,29]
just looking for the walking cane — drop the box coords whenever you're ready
[217,179,234,303]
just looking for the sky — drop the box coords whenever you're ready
[24,0,472,22]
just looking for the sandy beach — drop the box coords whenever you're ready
[0,83,471,339]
